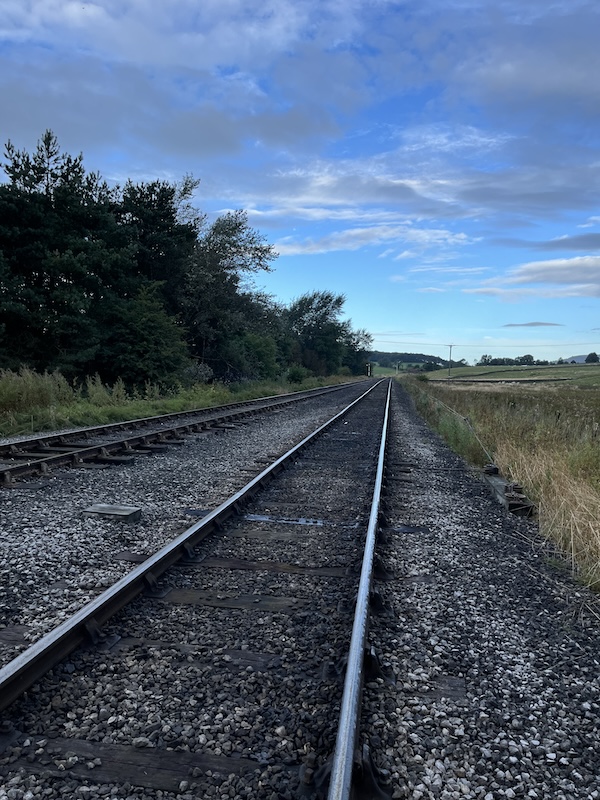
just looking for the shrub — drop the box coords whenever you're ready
[287,364,310,384]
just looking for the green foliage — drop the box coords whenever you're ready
[85,374,112,406]
[95,284,190,386]
[0,368,75,414]
[182,212,278,380]
[287,364,310,383]
[0,366,356,437]
[286,290,372,377]
[0,131,370,388]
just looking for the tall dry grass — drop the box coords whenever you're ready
[407,379,600,586]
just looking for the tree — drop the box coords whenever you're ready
[120,177,200,316]
[287,291,346,375]
[0,131,199,382]
[517,354,534,365]
[585,352,599,363]
[1,132,302,386]
[94,284,190,386]
[286,291,371,376]
[182,212,278,379]
[341,327,373,375]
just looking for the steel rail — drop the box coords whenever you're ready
[0,380,385,713]
[0,381,369,484]
[327,378,393,800]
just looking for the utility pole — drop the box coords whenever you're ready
[448,344,453,379]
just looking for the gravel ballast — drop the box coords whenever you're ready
[0,381,388,800]
[0,385,366,662]
[364,385,600,799]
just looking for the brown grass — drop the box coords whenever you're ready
[405,378,600,586]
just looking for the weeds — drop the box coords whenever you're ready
[405,377,600,587]
[0,368,355,438]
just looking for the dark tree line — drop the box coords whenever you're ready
[477,354,549,367]
[370,351,446,368]
[0,131,371,386]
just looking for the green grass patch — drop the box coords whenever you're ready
[0,368,360,438]
[433,362,600,387]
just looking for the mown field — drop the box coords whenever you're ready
[434,362,600,388]
[405,370,600,588]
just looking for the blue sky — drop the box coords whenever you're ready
[2,0,600,364]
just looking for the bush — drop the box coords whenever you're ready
[287,364,311,384]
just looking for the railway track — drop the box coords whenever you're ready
[4,381,600,799]
[0,379,394,799]
[0,382,365,485]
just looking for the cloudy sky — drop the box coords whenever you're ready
[2,0,600,363]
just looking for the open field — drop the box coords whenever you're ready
[433,362,600,387]
[405,375,600,587]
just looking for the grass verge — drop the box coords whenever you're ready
[0,368,357,439]
[404,376,600,587]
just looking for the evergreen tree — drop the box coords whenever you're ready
[183,211,277,379]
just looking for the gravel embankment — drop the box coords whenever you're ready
[364,385,600,799]
[0,385,365,663]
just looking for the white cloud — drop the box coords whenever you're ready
[579,216,600,228]
[463,256,600,300]
[394,250,417,260]
[409,266,489,275]
[274,224,474,256]
[508,255,600,286]
[397,123,513,156]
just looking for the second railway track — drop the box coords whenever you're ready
[0,383,366,485]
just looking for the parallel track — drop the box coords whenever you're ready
[0,382,366,485]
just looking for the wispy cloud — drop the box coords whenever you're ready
[409,266,489,275]
[275,224,474,256]
[509,256,600,286]
[579,216,600,229]
[502,322,564,327]
[498,233,600,251]
[393,250,417,260]
[465,256,600,300]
